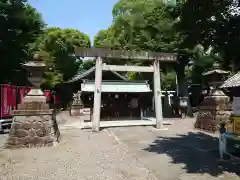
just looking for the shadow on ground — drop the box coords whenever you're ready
[144,132,240,177]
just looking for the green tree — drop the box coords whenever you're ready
[111,0,180,52]
[176,0,233,49]
[82,59,95,70]
[94,27,116,48]
[0,0,45,84]
[94,0,180,68]
[161,71,177,91]
[95,0,194,114]
[94,0,240,115]
[94,0,189,94]
[176,0,240,71]
[33,27,91,88]
[94,27,130,66]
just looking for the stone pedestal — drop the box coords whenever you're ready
[70,91,84,116]
[5,115,54,148]
[195,89,231,133]
[70,104,84,116]
[5,89,57,149]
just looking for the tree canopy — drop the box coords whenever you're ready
[177,0,240,70]
[2,0,240,105]
[32,27,91,88]
[94,0,183,90]
[0,0,45,84]
[93,0,240,114]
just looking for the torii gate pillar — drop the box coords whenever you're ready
[153,60,163,129]
[92,57,103,132]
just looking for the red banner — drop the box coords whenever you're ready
[54,95,60,104]
[27,87,31,93]
[12,86,17,110]
[0,85,51,118]
[44,90,51,102]
[0,84,13,118]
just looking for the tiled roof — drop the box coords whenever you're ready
[68,67,95,83]
[68,66,128,83]
[221,72,240,88]
[203,69,229,76]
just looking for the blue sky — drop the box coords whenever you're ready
[28,0,118,42]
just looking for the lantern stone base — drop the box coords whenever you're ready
[70,105,84,116]
[5,89,59,149]
[194,89,231,133]
[5,114,55,148]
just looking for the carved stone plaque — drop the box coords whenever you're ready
[80,108,91,115]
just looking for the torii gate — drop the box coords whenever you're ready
[75,47,177,132]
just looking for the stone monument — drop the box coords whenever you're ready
[5,55,58,148]
[194,62,231,133]
[70,91,84,116]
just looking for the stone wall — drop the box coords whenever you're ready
[5,115,56,149]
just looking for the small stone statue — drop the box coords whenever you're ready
[73,91,83,105]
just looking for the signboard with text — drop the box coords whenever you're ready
[80,108,91,115]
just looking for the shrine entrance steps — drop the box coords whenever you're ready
[59,112,175,130]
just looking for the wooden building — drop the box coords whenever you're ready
[69,66,152,120]
[220,72,240,158]
[221,72,240,135]
[221,71,240,99]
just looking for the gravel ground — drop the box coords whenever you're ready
[0,116,239,180]
[0,128,159,180]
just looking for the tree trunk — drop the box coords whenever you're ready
[176,65,193,117]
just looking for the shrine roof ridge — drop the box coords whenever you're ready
[82,79,150,84]
[75,47,177,61]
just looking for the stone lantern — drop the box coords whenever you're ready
[194,62,231,133]
[24,54,46,96]
[5,54,58,148]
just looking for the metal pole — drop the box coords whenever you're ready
[153,60,163,129]
[92,57,103,132]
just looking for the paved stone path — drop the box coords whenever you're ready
[0,115,239,180]
[108,125,240,180]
